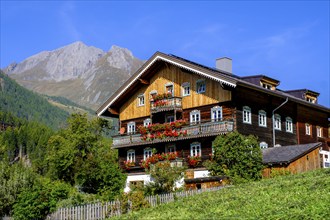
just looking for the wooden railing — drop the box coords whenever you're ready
[112,119,234,147]
[47,186,228,220]
[150,97,182,113]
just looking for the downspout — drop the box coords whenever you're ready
[272,97,289,147]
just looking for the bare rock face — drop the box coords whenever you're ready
[4,41,144,110]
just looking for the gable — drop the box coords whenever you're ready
[97,52,237,117]
[119,64,232,121]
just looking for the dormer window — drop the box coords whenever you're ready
[306,96,316,103]
[262,83,272,90]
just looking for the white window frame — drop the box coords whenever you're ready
[258,110,267,127]
[137,94,145,106]
[211,106,222,122]
[144,148,152,160]
[259,142,268,149]
[190,110,201,124]
[274,114,281,130]
[243,106,251,124]
[182,82,190,96]
[127,150,135,162]
[286,117,293,133]
[317,126,323,137]
[150,90,158,101]
[261,82,272,90]
[127,121,136,134]
[305,123,311,135]
[143,118,151,127]
[165,144,176,153]
[196,79,206,94]
[190,142,201,157]
[165,82,174,96]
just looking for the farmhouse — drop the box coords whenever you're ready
[97,52,330,191]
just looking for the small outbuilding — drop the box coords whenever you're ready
[262,142,321,178]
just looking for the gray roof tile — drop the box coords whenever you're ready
[262,143,321,165]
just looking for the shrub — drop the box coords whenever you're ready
[205,131,263,184]
[13,177,71,220]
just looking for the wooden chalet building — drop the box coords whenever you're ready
[97,52,330,191]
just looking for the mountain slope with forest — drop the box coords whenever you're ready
[0,71,69,129]
[3,42,144,110]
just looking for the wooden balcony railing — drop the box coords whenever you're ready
[112,119,234,148]
[150,97,182,113]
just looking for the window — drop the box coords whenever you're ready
[166,144,176,153]
[166,115,175,123]
[259,142,268,149]
[165,83,174,96]
[243,106,251,124]
[286,117,293,133]
[306,97,316,103]
[211,106,222,122]
[190,110,200,124]
[262,83,272,90]
[144,148,152,160]
[258,110,267,127]
[274,114,281,130]
[127,121,136,134]
[305,123,311,135]
[127,150,135,162]
[137,94,145,106]
[144,118,151,127]
[190,142,201,157]
[182,82,190,96]
[196,79,206,94]
[317,126,323,137]
[150,90,157,100]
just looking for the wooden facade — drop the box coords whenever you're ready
[263,146,320,178]
[97,51,329,185]
[119,64,231,121]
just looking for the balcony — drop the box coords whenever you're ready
[112,119,234,148]
[150,97,182,113]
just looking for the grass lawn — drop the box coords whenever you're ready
[114,168,330,219]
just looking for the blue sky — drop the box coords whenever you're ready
[1,1,329,106]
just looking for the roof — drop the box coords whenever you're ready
[285,89,320,98]
[262,142,322,165]
[96,52,330,117]
[241,74,280,86]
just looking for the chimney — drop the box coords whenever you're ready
[216,57,232,73]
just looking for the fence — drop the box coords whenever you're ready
[47,186,227,220]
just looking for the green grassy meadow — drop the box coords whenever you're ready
[115,168,330,219]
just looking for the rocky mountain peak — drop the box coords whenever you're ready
[3,41,144,109]
[107,45,135,72]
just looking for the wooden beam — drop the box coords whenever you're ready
[138,78,149,85]
[108,108,119,115]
